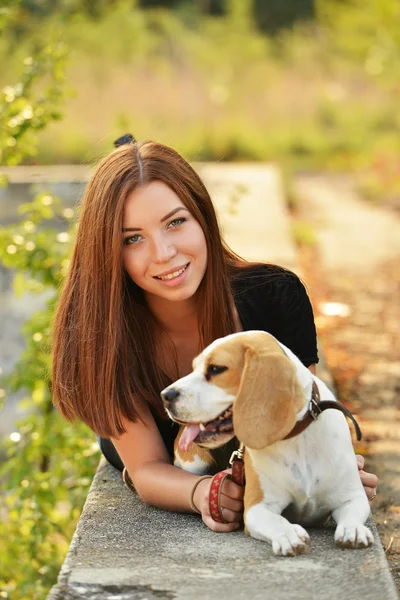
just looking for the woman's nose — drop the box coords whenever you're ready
[151,234,177,262]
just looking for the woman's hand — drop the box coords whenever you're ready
[356,455,378,500]
[193,469,244,532]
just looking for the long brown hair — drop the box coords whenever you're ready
[52,140,251,438]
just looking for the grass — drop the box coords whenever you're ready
[1,2,400,187]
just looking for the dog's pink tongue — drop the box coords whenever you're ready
[179,424,201,451]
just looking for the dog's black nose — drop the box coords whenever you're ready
[161,388,180,405]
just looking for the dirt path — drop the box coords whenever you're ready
[293,173,400,591]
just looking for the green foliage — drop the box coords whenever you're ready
[0,195,73,286]
[0,196,101,600]
[0,194,100,600]
[317,0,400,83]
[5,0,316,33]
[291,220,317,247]
[313,0,400,197]
[0,0,393,187]
[0,5,99,599]
[0,44,67,166]
[254,0,314,33]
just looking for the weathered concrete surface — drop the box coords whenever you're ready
[48,460,398,600]
[0,164,92,183]
[196,162,298,272]
[293,173,400,274]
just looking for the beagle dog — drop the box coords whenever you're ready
[161,331,373,556]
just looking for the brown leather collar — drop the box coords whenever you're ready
[283,381,362,441]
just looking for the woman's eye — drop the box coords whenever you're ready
[168,217,186,229]
[124,234,141,246]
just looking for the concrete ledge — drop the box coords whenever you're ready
[48,460,398,600]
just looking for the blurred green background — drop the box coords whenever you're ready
[1,1,400,598]
[2,0,400,182]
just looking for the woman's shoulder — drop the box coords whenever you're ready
[231,262,318,366]
[231,262,312,328]
[231,263,303,297]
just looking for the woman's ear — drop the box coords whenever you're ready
[233,348,305,449]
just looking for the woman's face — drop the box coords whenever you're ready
[122,181,208,303]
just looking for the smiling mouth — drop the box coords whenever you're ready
[154,263,189,281]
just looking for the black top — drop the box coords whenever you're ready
[232,265,318,367]
[99,265,318,471]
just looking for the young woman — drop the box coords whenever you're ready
[52,137,378,533]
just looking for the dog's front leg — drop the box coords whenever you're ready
[245,503,310,556]
[332,495,374,548]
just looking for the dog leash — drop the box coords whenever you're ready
[208,443,245,523]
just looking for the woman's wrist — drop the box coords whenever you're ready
[190,475,212,513]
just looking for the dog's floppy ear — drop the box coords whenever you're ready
[233,347,305,449]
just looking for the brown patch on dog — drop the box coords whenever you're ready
[204,331,288,398]
[204,345,243,395]
[243,451,264,536]
[233,343,305,450]
[174,426,215,468]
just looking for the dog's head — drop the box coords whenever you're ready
[161,331,306,451]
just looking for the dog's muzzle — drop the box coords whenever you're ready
[161,388,180,406]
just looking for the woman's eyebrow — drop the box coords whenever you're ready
[122,207,188,232]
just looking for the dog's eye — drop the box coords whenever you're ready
[206,364,228,380]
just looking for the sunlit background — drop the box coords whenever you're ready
[1,1,400,598]
[2,0,400,183]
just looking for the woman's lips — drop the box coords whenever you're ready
[155,263,189,279]
[154,263,190,287]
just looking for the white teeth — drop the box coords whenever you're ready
[157,265,187,280]
[199,424,206,431]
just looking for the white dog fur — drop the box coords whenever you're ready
[162,330,373,556]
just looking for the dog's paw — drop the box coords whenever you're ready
[271,524,310,557]
[335,523,374,549]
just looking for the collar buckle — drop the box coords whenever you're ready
[309,397,322,420]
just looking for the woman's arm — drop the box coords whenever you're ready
[111,401,243,531]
